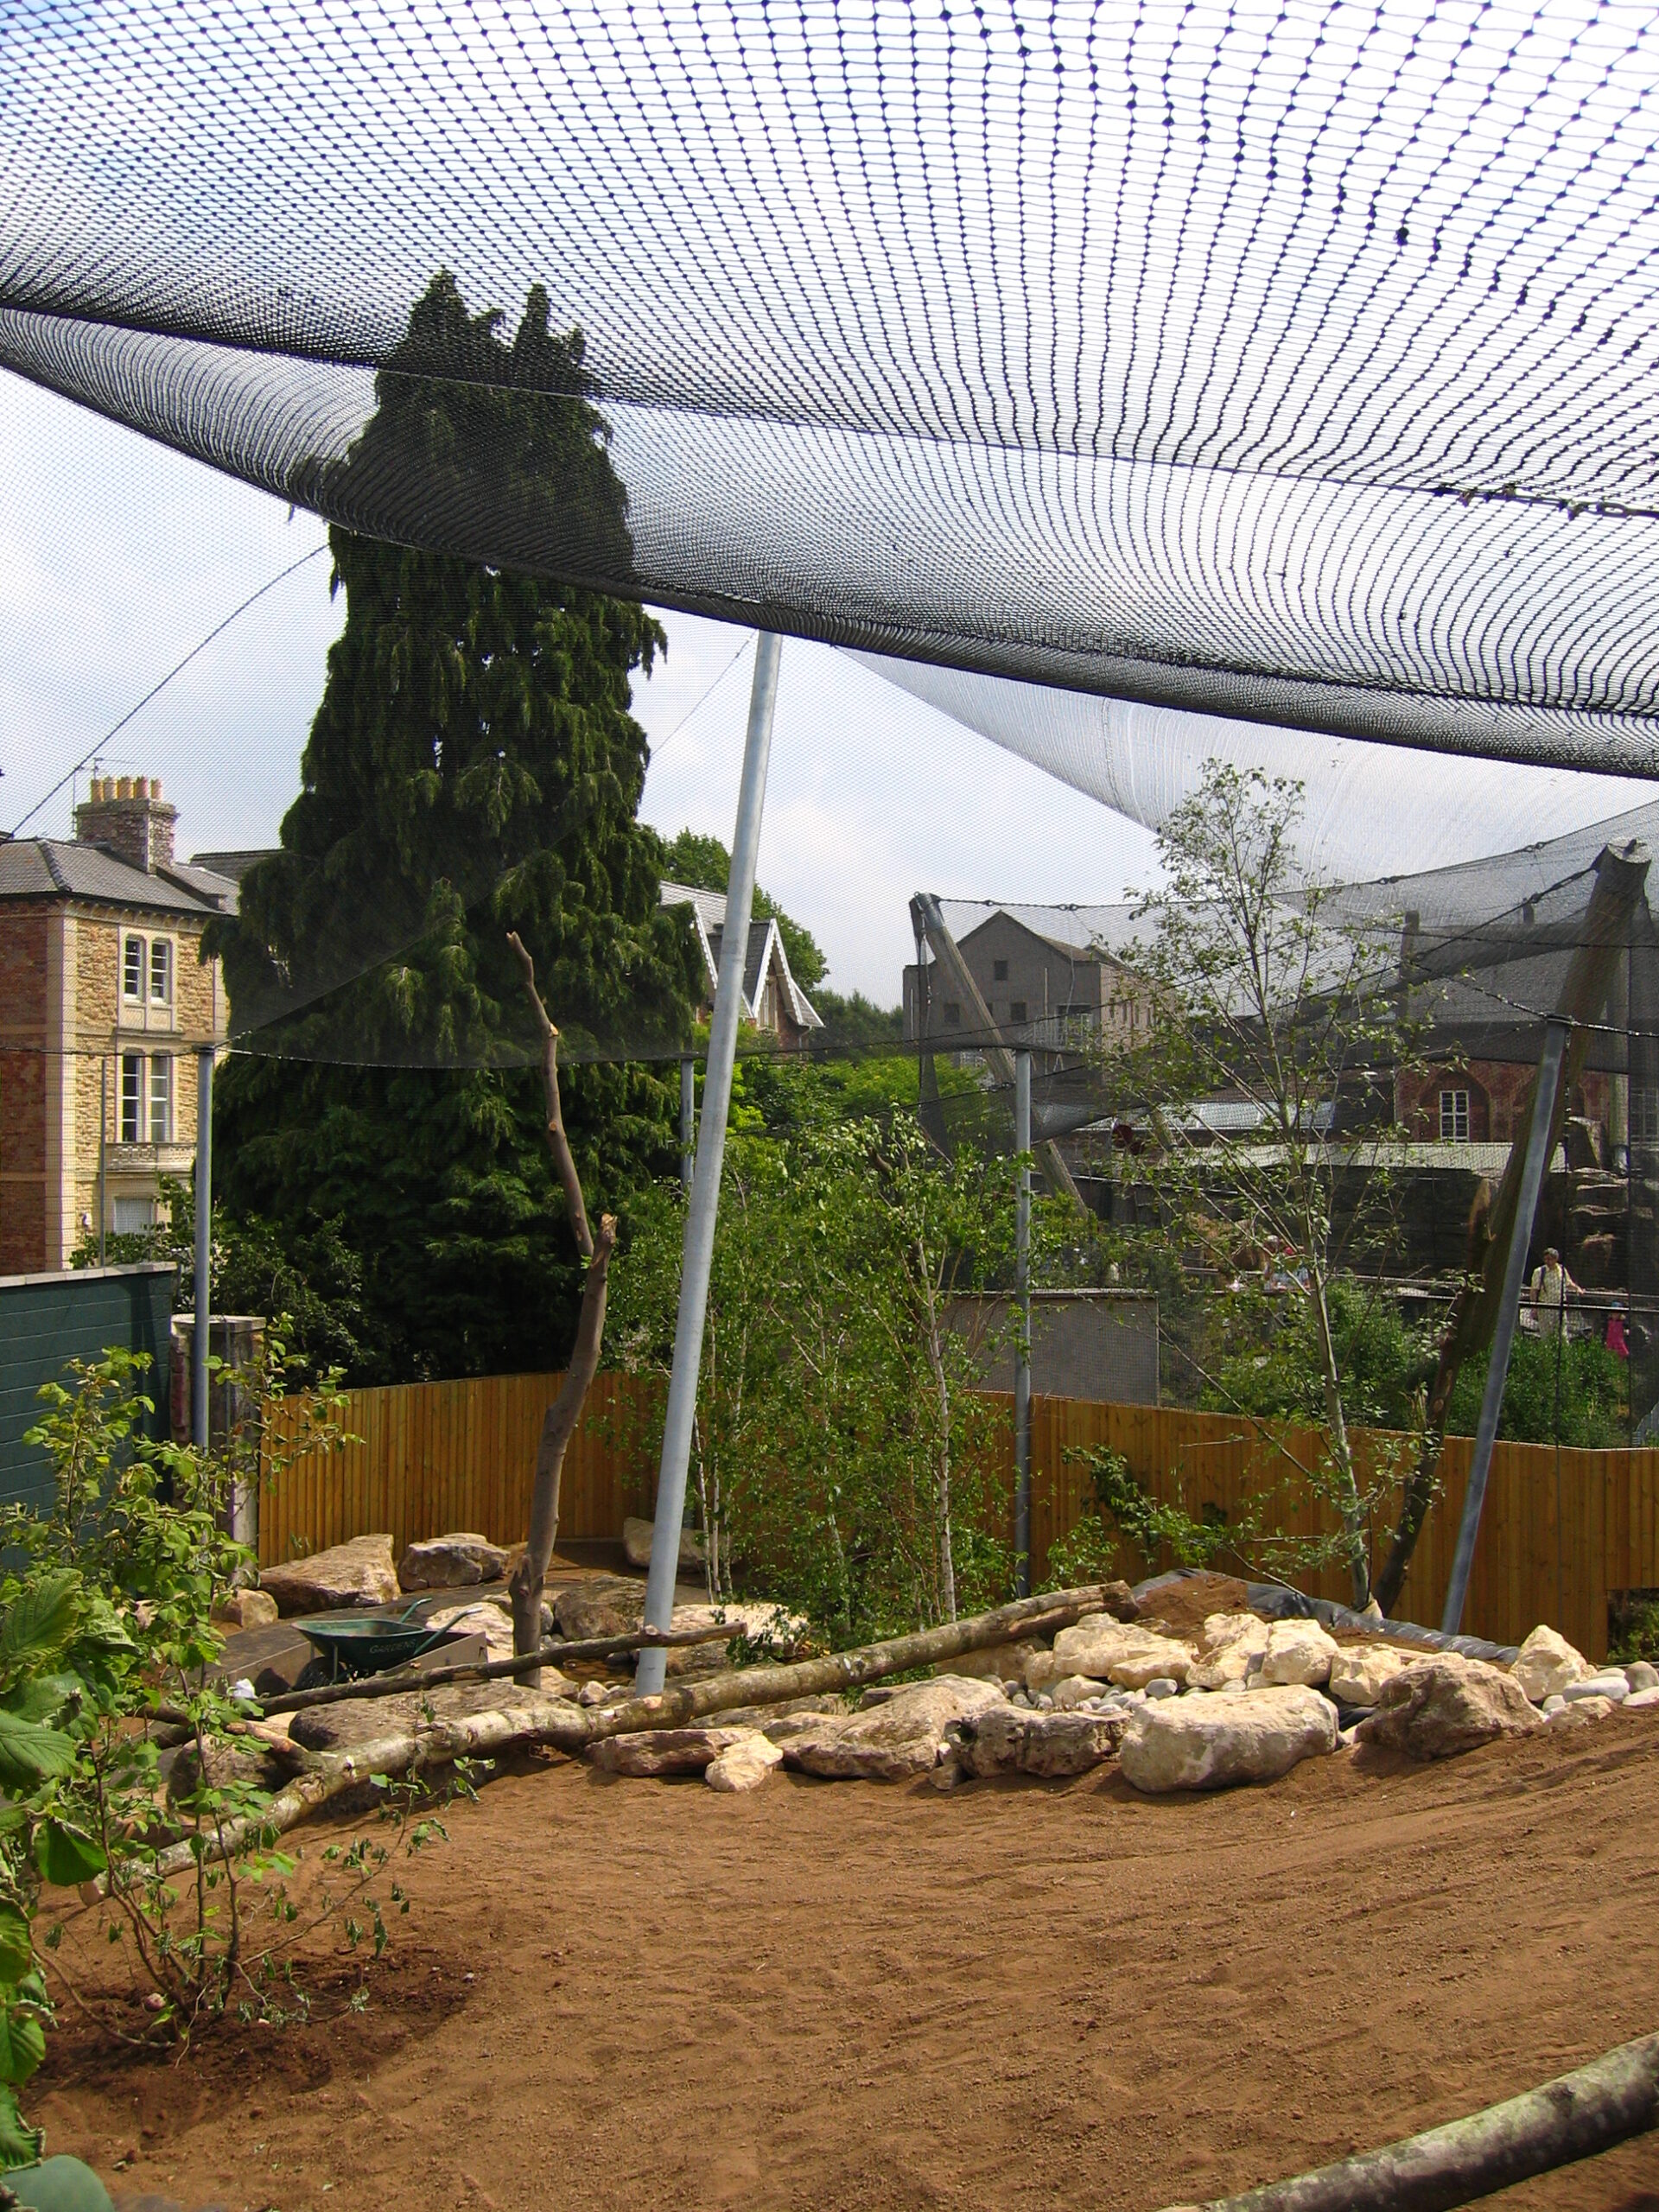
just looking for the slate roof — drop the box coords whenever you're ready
[0,839,238,917]
[660,880,822,1032]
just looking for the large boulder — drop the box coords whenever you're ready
[424,1598,516,1659]
[397,1532,511,1592]
[956,1702,1128,1779]
[934,1638,1047,1685]
[551,1575,645,1642]
[622,1516,707,1572]
[588,1726,752,1777]
[704,1733,785,1793]
[1257,1618,1339,1688]
[1120,1684,1338,1794]
[1512,1624,1592,1703]
[1032,1619,1194,1693]
[1356,1655,1543,1760]
[550,1580,804,1675]
[289,1681,571,1753]
[1187,1612,1269,1689]
[785,1676,1005,1782]
[1327,1643,1423,1707]
[260,1535,400,1618]
[211,1586,280,1632]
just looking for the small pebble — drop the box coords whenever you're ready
[1036,1693,1054,1711]
[1145,1676,1179,1700]
[1542,1693,1566,1714]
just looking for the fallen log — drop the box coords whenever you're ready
[134,1585,1119,1880]
[1154,2031,1659,2212]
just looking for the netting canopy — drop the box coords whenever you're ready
[5,0,1659,772]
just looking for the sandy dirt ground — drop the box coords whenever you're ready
[26,1703,1659,2212]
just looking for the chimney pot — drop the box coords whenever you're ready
[116,776,132,800]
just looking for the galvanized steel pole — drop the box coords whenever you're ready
[680,1054,695,1193]
[192,1044,213,1453]
[637,632,780,1694]
[1441,1016,1569,1635]
[1014,1048,1033,1598]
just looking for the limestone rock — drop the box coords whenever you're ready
[1050,1674,1103,1711]
[785,1675,1005,1782]
[260,1535,400,1618]
[551,1575,645,1642]
[1356,1655,1542,1760]
[622,1516,706,1572]
[166,1735,293,1804]
[1119,1684,1338,1793]
[957,1701,1128,1778]
[1256,1618,1339,1688]
[1547,1695,1616,1727]
[211,1586,280,1632]
[397,1532,512,1592]
[1511,1624,1592,1703]
[424,1599,516,1660]
[1624,1660,1659,1692]
[1187,1613,1269,1689]
[1034,1619,1193,1692]
[588,1726,751,1777]
[1563,1671,1630,1704]
[1624,1684,1659,1711]
[704,1734,785,1792]
[1326,1643,1422,1707]
[934,1638,1046,1684]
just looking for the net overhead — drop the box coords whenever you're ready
[6,2,1659,768]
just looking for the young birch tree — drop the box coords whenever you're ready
[1126,763,1421,1611]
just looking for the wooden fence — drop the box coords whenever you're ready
[263,1371,1659,1661]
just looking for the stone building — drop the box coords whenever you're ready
[0,778,236,1274]
[901,902,1154,1053]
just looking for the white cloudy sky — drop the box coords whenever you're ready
[3,369,1655,1004]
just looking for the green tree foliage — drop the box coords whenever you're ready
[659,827,829,991]
[209,273,700,1382]
[611,1116,1016,1643]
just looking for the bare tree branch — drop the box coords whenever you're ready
[507,928,593,1260]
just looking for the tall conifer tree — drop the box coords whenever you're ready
[210,275,697,1382]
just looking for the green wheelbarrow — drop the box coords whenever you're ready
[291,1602,470,1683]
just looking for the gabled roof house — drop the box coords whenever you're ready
[660,882,823,1048]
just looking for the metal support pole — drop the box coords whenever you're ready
[637,632,781,1694]
[1441,1016,1569,1635]
[680,1054,695,1194]
[97,1056,107,1268]
[192,1045,213,1454]
[1014,1048,1033,1599]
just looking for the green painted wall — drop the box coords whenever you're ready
[0,1265,176,1510]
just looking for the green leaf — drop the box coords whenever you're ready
[0,1913,31,1985]
[0,2082,42,2170]
[0,1714,76,1790]
[0,2004,46,2087]
[34,1822,105,1890]
[0,1576,84,1685]
[2,1676,83,1727]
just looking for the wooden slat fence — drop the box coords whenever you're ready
[263,1373,1659,1661]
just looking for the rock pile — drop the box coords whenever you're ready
[578,1607,1657,1801]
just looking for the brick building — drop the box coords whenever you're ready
[0,779,236,1274]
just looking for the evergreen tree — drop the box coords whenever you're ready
[210,274,699,1382]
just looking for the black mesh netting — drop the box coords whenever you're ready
[6,2,1659,769]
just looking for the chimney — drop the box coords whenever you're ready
[73,774,178,874]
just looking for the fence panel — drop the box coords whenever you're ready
[262,1375,1659,1657]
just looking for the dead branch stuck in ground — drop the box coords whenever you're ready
[503,930,617,1670]
[133,1585,1122,1881]
[1156,2029,1659,2212]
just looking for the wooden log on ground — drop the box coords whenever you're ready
[133,1586,1117,1879]
[1154,2031,1659,2212]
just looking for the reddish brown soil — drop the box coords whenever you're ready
[32,1721,1659,2212]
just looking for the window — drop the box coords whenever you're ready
[992,959,1008,982]
[1633,1088,1659,1144]
[122,935,143,1001]
[112,1197,155,1236]
[944,1001,962,1027]
[1440,1089,1470,1141]
[119,1052,142,1143]
[149,1055,172,1143]
[1009,1000,1028,1025]
[149,937,172,1002]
